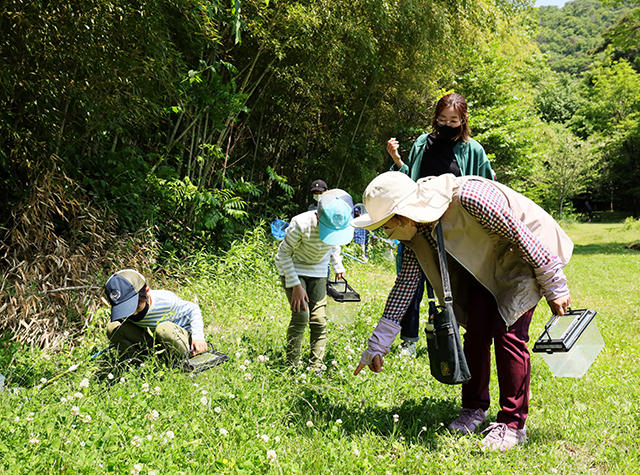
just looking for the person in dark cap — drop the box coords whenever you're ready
[308,179,328,211]
[104,269,206,362]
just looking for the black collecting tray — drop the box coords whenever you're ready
[532,308,598,354]
[326,278,360,303]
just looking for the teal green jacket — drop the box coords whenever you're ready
[391,134,494,181]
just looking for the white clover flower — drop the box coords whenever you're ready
[354,448,360,457]
[214,407,222,414]
[163,431,175,443]
[320,364,327,371]
[299,373,307,381]
[131,463,142,475]
[200,396,208,406]
[28,435,40,445]
[235,352,242,359]
[131,436,143,447]
[331,360,338,367]
[119,377,125,384]
[275,436,280,443]
[14,416,20,422]
[152,386,161,396]
[239,364,247,371]
[260,434,270,442]
[141,383,149,393]
[347,364,354,370]
[243,373,252,381]
[82,414,92,424]
[149,471,157,475]
[40,378,47,384]
[73,392,83,399]
[266,449,277,463]
[244,359,251,366]
[335,419,343,425]
[107,373,114,380]
[43,354,51,360]
[68,364,78,372]
[201,389,208,396]
[79,378,90,389]
[145,410,159,421]
[229,394,236,399]
[60,397,68,403]
[25,413,35,422]
[347,354,353,361]
[80,441,85,447]
[306,421,313,428]
[257,355,269,363]
[219,428,228,436]
[146,434,153,441]
[393,414,399,423]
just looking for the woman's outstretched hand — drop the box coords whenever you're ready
[354,354,383,375]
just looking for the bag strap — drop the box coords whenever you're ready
[426,282,438,317]
[434,221,453,305]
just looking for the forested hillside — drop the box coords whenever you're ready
[2,0,640,346]
[537,0,631,74]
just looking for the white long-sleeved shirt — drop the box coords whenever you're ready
[134,289,205,341]
[275,211,345,288]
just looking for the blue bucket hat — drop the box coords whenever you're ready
[104,269,146,321]
[317,189,354,245]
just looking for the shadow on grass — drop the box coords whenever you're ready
[291,388,458,448]
[571,243,638,256]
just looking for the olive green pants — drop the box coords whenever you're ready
[106,320,192,363]
[282,276,327,369]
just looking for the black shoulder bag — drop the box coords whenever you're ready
[424,222,472,385]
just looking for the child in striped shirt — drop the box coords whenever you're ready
[105,269,206,363]
[275,189,354,370]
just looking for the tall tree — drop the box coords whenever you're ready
[570,57,640,214]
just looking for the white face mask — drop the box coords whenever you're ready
[384,221,417,241]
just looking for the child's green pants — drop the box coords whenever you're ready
[106,320,192,362]
[283,276,327,369]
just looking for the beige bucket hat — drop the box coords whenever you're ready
[351,171,456,230]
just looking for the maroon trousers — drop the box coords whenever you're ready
[461,277,536,430]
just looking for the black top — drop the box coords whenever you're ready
[419,133,461,178]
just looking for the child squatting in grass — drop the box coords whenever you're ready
[353,172,573,452]
[275,189,354,371]
[104,269,207,363]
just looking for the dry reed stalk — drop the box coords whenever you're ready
[0,158,157,349]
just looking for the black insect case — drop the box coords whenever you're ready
[533,309,604,377]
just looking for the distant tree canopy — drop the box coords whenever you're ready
[536,0,631,74]
[1,0,552,255]
[533,0,640,217]
[1,0,638,263]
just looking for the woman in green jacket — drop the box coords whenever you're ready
[386,93,494,356]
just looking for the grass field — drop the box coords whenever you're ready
[1,220,639,474]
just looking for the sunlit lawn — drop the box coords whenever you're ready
[1,220,639,474]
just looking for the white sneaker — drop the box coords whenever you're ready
[399,341,416,357]
[480,423,527,451]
